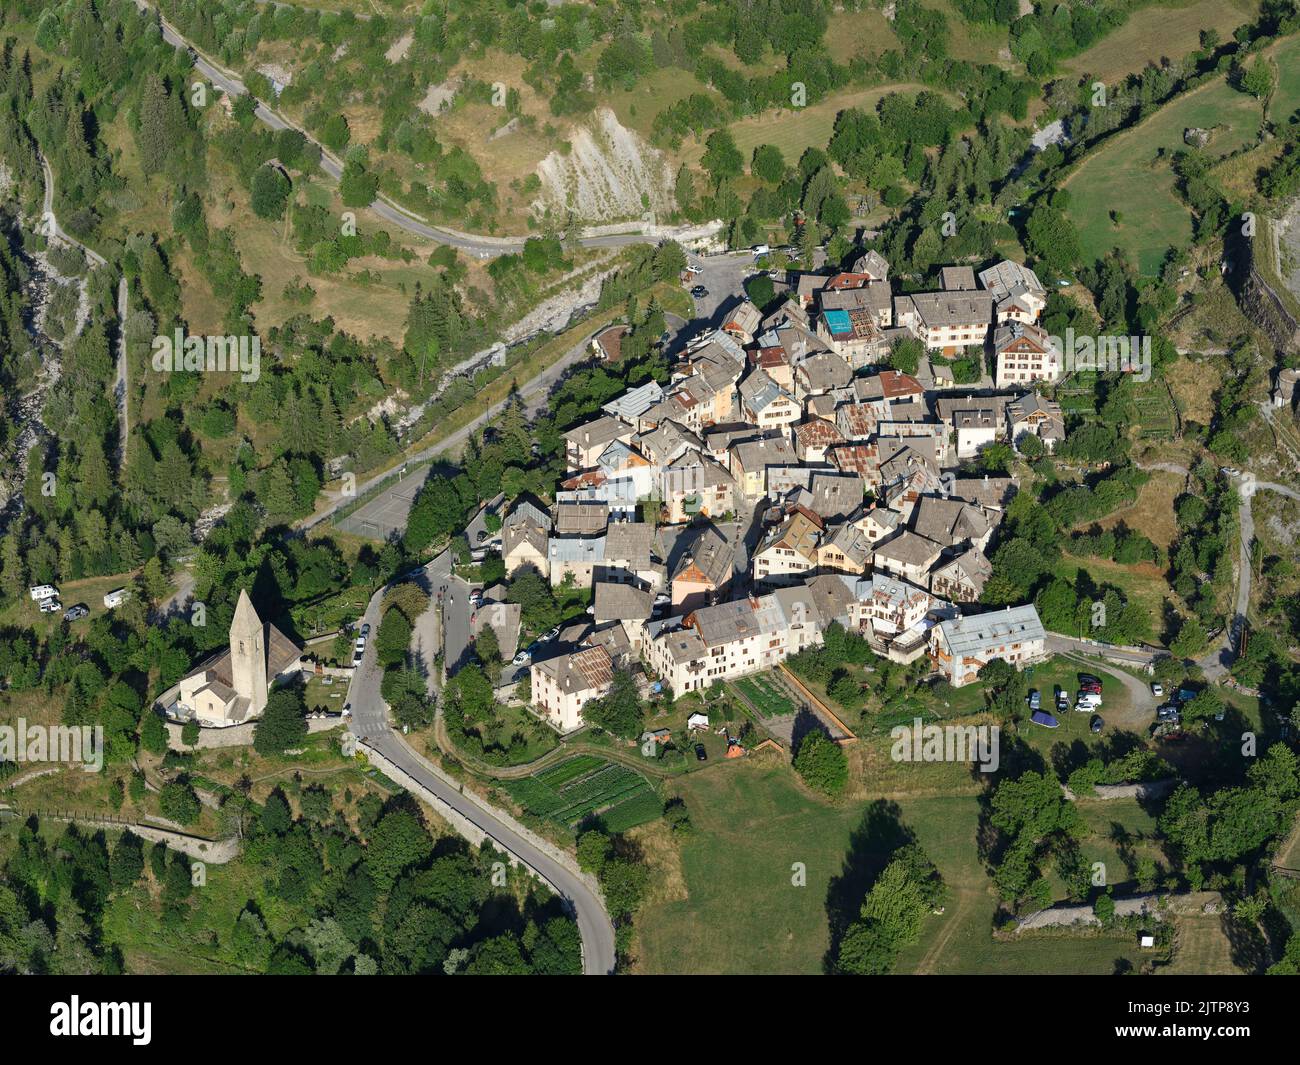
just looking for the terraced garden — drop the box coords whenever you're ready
[733,673,797,719]
[505,755,661,833]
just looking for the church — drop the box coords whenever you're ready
[174,590,303,727]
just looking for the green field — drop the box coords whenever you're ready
[1063,0,1260,84]
[707,83,948,173]
[1065,33,1300,275]
[634,764,1157,974]
[1065,79,1265,274]
[505,756,661,832]
[1269,32,1300,119]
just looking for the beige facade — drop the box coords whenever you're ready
[530,645,615,732]
[929,605,1046,687]
[174,590,301,727]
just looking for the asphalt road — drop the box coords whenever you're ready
[342,551,617,975]
[303,303,702,537]
[363,728,616,975]
[1197,473,1300,679]
[135,0,714,257]
[687,249,757,328]
[299,322,602,533]
[1044,633,1160,667]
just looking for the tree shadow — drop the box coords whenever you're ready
[790,706,829,754]
[1220,911,1269,974]
[822,798,915,973]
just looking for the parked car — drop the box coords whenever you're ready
[512,650,531,666]
[476,530,489,543]
[62,604,89,622]
[1157,704,1181,722]
[653,593,671,606]
[469,588,484,607]
[1090,715,1104,734]
[694,743,708,761]
[1075,692,1102,710]
[540,626,561,642]
[690,285,708,298]
[1078,673,1102,688]
[360,623,371,638]
[1027,689,1041,711]
[1150,682,1164,697]
[38,596,62,614]
[354,636,367,653]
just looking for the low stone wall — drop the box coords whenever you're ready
[358,739,602,903]
[360,744,492,852]
[166,715,343,750]
[0,804,239,864]
[1017,893,1164,931]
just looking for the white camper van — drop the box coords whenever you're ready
[29,584,58,601]
[103,588,130,609]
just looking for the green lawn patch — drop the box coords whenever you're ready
[505,756,660,831]
[1064,75,1267,274]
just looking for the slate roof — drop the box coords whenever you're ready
[978,259,1045,301]
[593,582,653,623]
[936,605,1045,657]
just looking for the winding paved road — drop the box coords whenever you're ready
[135,0,717,257]
[343,553,616,975]
[1197,473,1300,679]
[298,317,605,532]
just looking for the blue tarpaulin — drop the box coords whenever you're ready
[1030,710,1059,728]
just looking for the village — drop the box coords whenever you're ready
[512,250,1064,734]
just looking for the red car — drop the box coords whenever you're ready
[1080,679,1102,694]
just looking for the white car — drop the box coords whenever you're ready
[354,637,366,653]
[1151,683,1164,697]
[512,650,531,666]
[38,596,61,614]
